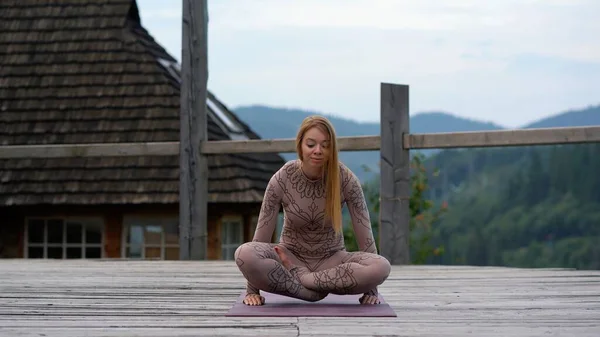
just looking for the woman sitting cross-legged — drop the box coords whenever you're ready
[234,115,391,306]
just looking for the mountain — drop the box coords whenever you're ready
[419,141,600,270]
[410,111,503,133]
[413,104,600,269]
[234,105,505,138]
[424,104,600,202]
[523,104,600,129]
[233,105,505,181]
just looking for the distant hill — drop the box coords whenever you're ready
[234,105,505,138]
[410,111,504,133]
[234,105,505,181]
[414,103,600,269]
[424,104,600,200]
[523,104,600,129]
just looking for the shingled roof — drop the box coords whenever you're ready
[0,0,285,205]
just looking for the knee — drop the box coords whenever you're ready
[234,242,265,272]
[234,242,252,266]
[372,256,391,284]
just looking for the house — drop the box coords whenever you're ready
[0,0,285,260]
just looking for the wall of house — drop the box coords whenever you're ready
[1,202,265,260]
[0,204,176,260]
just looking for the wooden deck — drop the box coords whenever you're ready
[0,260,599,336]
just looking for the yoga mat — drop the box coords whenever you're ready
[225,291,397,317]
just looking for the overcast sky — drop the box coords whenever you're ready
[136,0,599,128]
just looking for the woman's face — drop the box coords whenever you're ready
[301,126,330,170]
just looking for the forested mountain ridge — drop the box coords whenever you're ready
[523,104,600,128]
[423,143,600,270]
[234,105,506,181]
[233,104,600,179]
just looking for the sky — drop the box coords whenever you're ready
[136,0,600,128]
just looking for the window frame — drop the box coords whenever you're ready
[121,215,180,260]
[23,216,105,259]
[220,215,244,260]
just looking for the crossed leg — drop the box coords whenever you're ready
[275,246,391,297]
[234,242,328,303]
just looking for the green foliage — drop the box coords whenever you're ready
[344,153,448,264]
[344,142,600,270]
[426,143,600,270]
[409,154,448,263]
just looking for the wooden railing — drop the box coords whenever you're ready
[2,124,598,159]
[2,83,600,265]
[2,0,600,264]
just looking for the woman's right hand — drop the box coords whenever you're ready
[243,293,265,306]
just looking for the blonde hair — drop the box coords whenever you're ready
[295,116,342,234]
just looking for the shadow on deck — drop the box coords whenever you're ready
[0,260,599,336]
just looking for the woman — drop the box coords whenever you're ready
[234,115,391,306]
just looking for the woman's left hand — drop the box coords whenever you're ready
[359,293,380,305]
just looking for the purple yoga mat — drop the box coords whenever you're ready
[225,291,397,317]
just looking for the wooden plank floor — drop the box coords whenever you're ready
[0,260,599,336]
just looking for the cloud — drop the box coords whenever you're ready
[136,0,600,127]
[207,0,600,61]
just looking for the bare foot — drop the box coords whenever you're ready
[274,245,293,270]
[274,245,314,288]
[273,245,327,302]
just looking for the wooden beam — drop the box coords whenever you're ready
[0,136,379,159]
[201,135,380,154]
[179,0,208,260]
[379,83,410,265]
[0,142,179,159]
[405,125,600,149]
[2,127,598,159]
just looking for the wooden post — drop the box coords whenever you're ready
[179,0,208,260]
[379,83,410,265]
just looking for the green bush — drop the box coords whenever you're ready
[344,153,447,264]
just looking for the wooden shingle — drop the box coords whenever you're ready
[0,0,286,206]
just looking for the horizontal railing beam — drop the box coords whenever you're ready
[0,136,380,159]
[0,126,598,159]
[201,135,380,154]
[0,142,179,159]
[405,125,600,149]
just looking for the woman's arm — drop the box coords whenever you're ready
[252,170,283,243]
[341,166,380,299]
[342,166,377,255]
[246,169,284,295]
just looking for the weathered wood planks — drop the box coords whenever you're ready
[406,125,600,149]
[0,260,599,336]
[379,83,411,265]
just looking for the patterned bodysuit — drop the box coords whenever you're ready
[234,160,391,302]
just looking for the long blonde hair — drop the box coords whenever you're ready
[295,116,342,234]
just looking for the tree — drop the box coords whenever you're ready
[345,153,448,264]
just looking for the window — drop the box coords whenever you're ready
[221,216,243,260]
[24,217,103,259]
[122,216,179,260]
